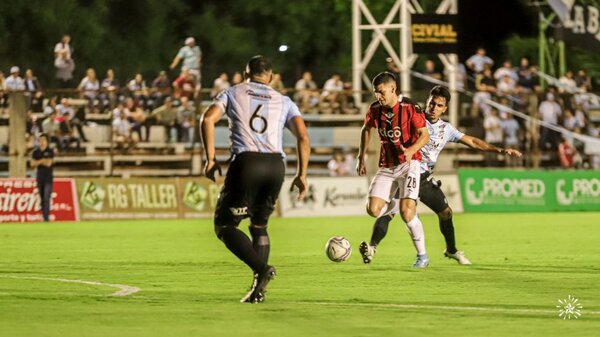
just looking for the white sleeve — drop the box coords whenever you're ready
[213,89,229,113]
[447,123,465,143]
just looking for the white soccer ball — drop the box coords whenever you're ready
[325,236,352,262]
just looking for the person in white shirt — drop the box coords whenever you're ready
[321,73,345,113]
[54,35,75,88]
[484,108,503,166]
[5,66,25,91]
[466,47,494,74]
[538,92,562,150]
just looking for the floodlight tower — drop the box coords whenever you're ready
[352,0,459,126]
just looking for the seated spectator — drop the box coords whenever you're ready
[78,68,100,113]
[269,73,286,94]
[56,98,88,142]
[127,73,149,108]
[496,74,517,98]
[211,72,230,98]
[150,70,171,109]
[123,97,148,142]
[294,71,320,113]
[494,60,517,82]
[558,70,577,93]
[466,47,493,75]
[423,59,442,80]
[111,101,127,119]
[112,112,136,151]
[149,97,178,142]
[574,69,592,91]
[563,109,578,131]
[5,66,25,92]
[100,68,120,112]
[471,67,496,117]
[176,96,195,143]
[172,68,196,100]
[321,73,346,114]
[0,71,6,114]
[516,57,538,92]
[24,69,43,112]
[25,110,41,148]
[231,72,243,85]
[42,110,63,150]
[558,136,577,168]
[327,149,352,176]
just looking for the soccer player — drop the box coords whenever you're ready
[360,85,522,265]
[356,71,430,268]
[201,55,310,303]
[31,133,54,222]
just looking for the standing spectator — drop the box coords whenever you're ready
[150,97,178,142]
[31,134,54,222]
[496,74,517,98]
[483,108,503,166]
[294,71,319,113]
[471,67,495,118]
[170,37,202,86]
[494,60,518,82]
[443,63,467,91]
[327,149,352,176]
[112,111,135,151]
[466,47,493,75]
[54,34,75,89]
[231,72,243,85]
[100,69,120,112]
[500,113,521,167]
[124,97,148,142]
[558,70,577,93]
[177,96,195,143]
[538,93,562,150]
[127,73,149,108]
[150,70,171,109]
[574,69,592,91]
[562,109,578,131]
[5,66,25,91]
[211,72,230,98]
[516,57,538,92]
[269,73,286,94]
[423,59,442,80]
[321,73,345,113]
[558,136,577,168]
[172,68,196,99]
[24,69,44,112]
[78,68,100,113]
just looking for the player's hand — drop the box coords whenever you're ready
[504,148,522,157]
[204,159,222,182]
[290,175,307,201]
[356,158,366,176]
[400,145,416,162]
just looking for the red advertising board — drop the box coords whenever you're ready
[0,178,79,223]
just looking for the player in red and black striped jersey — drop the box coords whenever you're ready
[357,72,431,268]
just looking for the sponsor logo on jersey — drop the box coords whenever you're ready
[378,126,402,143]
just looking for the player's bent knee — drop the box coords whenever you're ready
[367,204,383,218]
[438,207,453,220]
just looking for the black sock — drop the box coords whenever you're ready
[218,226,267,273]
[439,217,457,254]
[249,226,270,264]
[370,215,392,247]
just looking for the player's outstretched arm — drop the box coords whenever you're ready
[459,134,522,157]
[288,116,311,200]
[356,125,371,176]
[200,104,223,181]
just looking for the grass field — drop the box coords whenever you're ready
[1,213,599,337]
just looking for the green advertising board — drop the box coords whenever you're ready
[458,169,600,212]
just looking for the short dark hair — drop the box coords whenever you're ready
[246,55,272,77]
[429,85,451,104]
[39,133,49,141]
[372,71,397,88]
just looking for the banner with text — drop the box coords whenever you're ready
[0,178,79,223]
[459,169,600,212]
[278,177,369,217]
[411,14,459,54]
[177,177,223,218]
[76,178,180,219]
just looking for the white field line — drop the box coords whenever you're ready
[0,275,140,297]
[291,301,600,316]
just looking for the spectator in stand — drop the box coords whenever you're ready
[149,96,178,142]
[124,97,148,142]
[42,110,63,150]
[471,66,495,118]
[54,34,75,89]
[5,66,25,92]
[538,92,562,150]
[558,70,577,93]
[494,60,518,82]
[574,69,592,91]
[0,71,7,115]
[100,69,120,112]
[150,70,171,109]
[573,104,588,130]
[443,63,467,91]
[423,59,442,80]
[558,135,577,168]
[496,74,517,98]
[78,68,100,113]
[321,73,345,114]
[269,73,287,94]
[172,68,196,100]
[231,72,243,85]
[56,98,87,143]
[177,96,195,143]
[483,108,503,167]
[127,73,149,108]
[43,96,58,116]
[327,149,352,177]
[23,69,44,112]
[112,111,135,151]
[294,71,320,113]
[466,47,493,75]
[170,37,202,87]
[211,72,230,98]
[385,57,401,78]
[500,112,521,167]
[516,56,538,92]
[111,101,127,119]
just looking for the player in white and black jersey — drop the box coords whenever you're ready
[360,85,522,265]
[201,55,310,303]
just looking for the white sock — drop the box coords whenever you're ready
[405,215,426,255]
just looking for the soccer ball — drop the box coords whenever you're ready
[325,236,352,262]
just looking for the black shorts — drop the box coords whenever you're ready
[214,152,285,227]
[418,172,449,214]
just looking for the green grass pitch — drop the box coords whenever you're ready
[1,213,599,337]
